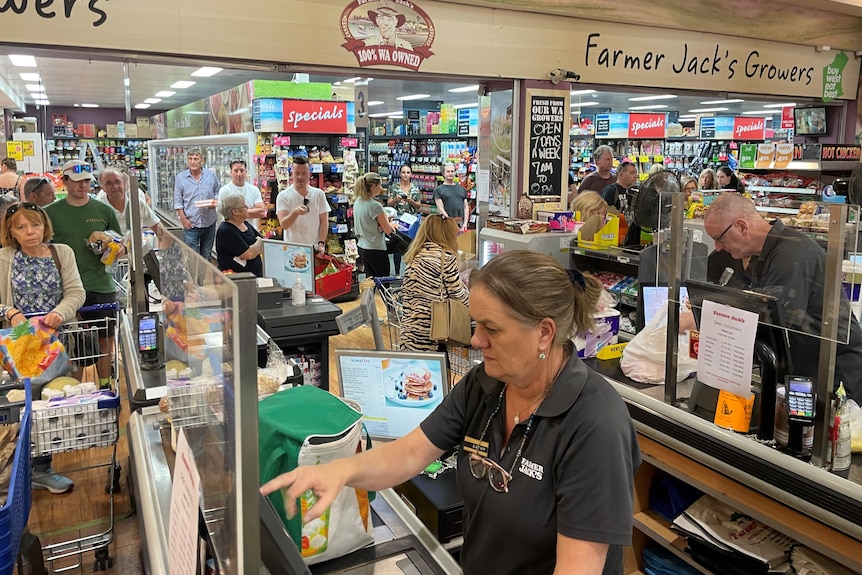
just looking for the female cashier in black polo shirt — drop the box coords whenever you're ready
[262,250,641,575]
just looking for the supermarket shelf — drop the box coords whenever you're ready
[748,185,819,195]
[368,134,477,140]
[755,206,799,215]
[570,244,642,265]
[633,511,713,575]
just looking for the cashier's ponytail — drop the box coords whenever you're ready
[470,250,603,353]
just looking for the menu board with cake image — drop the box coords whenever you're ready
[261,240,314,292]
[335,350,449,441]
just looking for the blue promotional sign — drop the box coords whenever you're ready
[253,99,284,132]
[595,113,629,139]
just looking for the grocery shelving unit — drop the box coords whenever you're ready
[48,136,150,188]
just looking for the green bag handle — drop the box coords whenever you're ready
[262,446,303,549]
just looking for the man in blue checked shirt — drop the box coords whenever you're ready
[174,148,221,259]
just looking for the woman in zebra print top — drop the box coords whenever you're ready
[400,215,469,352]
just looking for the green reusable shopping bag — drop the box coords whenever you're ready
[258,385,374,564]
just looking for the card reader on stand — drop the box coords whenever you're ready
[783,376,816,460]
[137,312,163,371]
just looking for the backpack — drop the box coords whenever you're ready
[258,385,374,564]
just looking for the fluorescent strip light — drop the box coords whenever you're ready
[124,77,131,87]
[570,89,596,95]
[190,66,223,77]
[453,102,478,109]
[570,101,600,107]
[343,77,362,83]
[396,94,431,101]
[700,99,745,105]
[81,104,99,108]
[688,107,729,113]
[19,73,40,82]
[134,103,151,109]
[25,84,45,92]
[34,99,49,104]
[155,91,176,98]
[367,101,385,106]
[679,118,696,123]
[628,94,677,101]
[171,80,196,89]
[9,55,36,67]
[763,102,796,108]
[629,105,668,110]
[387,113,404,118]
[144,98,162,104]
[449,85,480,93]
[369,111,401,118]
[742,110,778,115]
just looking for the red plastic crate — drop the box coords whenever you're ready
[314,255,353,300]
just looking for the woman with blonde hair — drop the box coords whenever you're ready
[354,172,395,278]
[680,176,698,201]
[400,214,469,352]
[570,191,609,219]
[699,168,717,190]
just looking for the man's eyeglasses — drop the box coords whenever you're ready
[65,164,92,174]
[5,202,43,220]
[303,198,310,206]
[714,222,734,245]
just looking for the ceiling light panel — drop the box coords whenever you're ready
[570,89,596,95]
[25,84,44,91]
[449,85,480,93]
[190,66,223,77]
[700,99,745,105]
[628,94,677,101]
[688,107,729,113]
[762,103,796,108]
[570,102,600,107]
[171,81,196,89]
[629,105,668,110]
[367,101,385,106]
[9,55,36,67]
[453,102,478,109]
[155,91,176,98]
[19,73,40,81]
[144,98,162,104]
[742,110,778,115]
[135,103,151,109]
[396,94,431,101]
[81,104,99,108]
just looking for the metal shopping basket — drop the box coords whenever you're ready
[0,378,31,575]
[33,303,122,573]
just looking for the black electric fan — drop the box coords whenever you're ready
[629,171,680,234]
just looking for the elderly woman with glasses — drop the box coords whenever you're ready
[262,250,640,575]
[0,202,85,494]
[216,192,264,277]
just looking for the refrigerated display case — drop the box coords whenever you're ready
[478,227,578,267]
[147,133,257,217]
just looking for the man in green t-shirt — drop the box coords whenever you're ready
[45,160,123,389]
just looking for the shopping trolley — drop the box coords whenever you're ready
[31,302,122,573]
[0,378,31,575]
[110,258,131,309]
[373,276,403,350]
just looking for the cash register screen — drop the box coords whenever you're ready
[261,240,315,294]
[335,349,448,441]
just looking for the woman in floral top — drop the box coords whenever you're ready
[388,164,422,273]
[0,201,85,494]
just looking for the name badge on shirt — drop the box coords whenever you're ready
[462,435,489,458]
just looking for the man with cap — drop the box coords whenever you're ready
[364,6,413,49]
[45,160,123,391]
[23,176,57,207]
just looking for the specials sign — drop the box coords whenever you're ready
[628,113,667,138]
[340,0,436,72]
[733,117,766,141]
[252,99,356,134]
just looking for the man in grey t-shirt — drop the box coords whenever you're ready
[432,163,469,232]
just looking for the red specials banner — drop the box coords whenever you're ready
[628,113,666,138]
[733,117,766,140]
[281,100,351,133]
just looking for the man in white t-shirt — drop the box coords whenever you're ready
[218,159,267,229]
[97,167,161,238]
[275,156,331,254]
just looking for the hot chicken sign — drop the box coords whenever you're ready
[340,0,436,71]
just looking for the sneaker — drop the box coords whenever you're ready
[32,468,74,494]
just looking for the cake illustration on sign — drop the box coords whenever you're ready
[340,0,436,71]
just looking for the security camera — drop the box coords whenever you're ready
[550,69,581,84]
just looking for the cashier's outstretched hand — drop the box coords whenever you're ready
[260,461,347,523]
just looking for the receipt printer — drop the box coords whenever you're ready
[258,285,284,310]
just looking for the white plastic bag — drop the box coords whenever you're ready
[620,302,697,384]
[845,398,862,453]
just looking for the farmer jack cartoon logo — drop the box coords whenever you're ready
[340,0,436,72]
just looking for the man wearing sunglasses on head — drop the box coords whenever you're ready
[276,156,330,255]
[23,176,56,207]
[45,160,123,391]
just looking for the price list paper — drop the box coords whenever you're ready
[695,300,758,396]
[168,429,202,575]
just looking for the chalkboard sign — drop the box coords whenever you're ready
[524,92,567,197]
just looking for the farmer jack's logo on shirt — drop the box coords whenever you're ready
[339,0,436,72]
[519,457,544,481]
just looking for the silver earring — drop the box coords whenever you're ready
[539,352,546,360]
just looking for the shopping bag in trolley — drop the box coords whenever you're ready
[0,317,71,386]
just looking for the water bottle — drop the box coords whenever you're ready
[292,274,306,307]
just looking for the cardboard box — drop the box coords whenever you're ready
[575,309,620,358]
[125,124,138,138]
[457,230,476,254]
[577,214,619,249]
[106,124,119,138]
